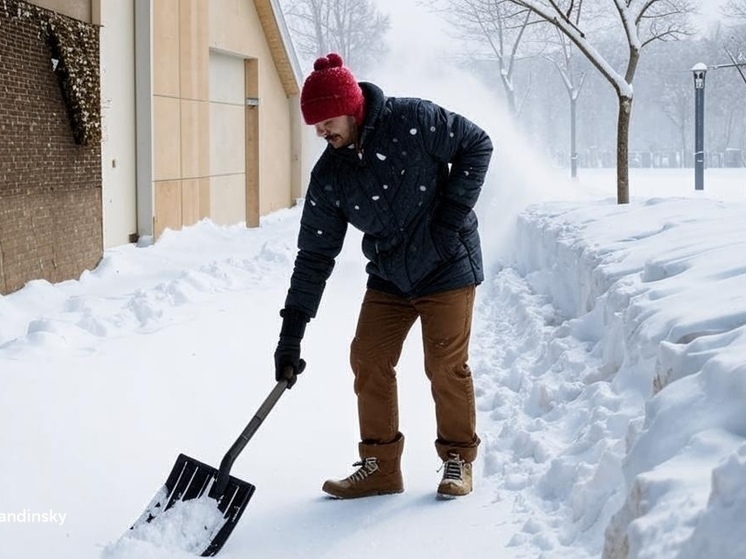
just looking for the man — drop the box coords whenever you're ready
[274,53,493,499]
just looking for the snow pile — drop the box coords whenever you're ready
[500,195,746,558]
[104,489,226,557]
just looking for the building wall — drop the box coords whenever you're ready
[0,2,102,294]
[209,0,297,216]
[100,0,137,248]
[146,0,300,237]
[0,0,300,293]
[150,0,212,237]
[208,51,247,226]
[28,0,92,22]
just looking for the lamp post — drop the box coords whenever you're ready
[692,63,707,191]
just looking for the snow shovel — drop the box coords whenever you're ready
[130,378,290,556]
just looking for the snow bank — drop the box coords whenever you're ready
[510,197,746,558]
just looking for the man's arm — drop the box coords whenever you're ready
[416,101,494,230]
[283,175,349,319]
[275,174,348,388]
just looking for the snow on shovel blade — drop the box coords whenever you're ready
[128,381,288,555]
[131,453,255,556]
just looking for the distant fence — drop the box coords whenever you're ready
[565,149,745,169]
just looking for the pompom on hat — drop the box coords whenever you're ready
[300,53,365,125]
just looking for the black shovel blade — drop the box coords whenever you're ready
[131,453,256,556]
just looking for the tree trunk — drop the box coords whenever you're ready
[501,73,517,116]
[616,95,632,204]
[570,95,578,179]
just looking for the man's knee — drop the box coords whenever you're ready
[350,335,376,364]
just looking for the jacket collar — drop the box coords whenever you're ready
[358,82,386,147]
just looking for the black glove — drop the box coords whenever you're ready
[274,309,309,388]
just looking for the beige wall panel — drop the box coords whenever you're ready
[206,0,303,219]
[210,103,245,176]
[180,99,210,179]
[208,51,245,227]
[210,175,246,225]
[257,68,294,213]
[154,180,182,237]
[179,0,209,101]
[29,0,91,22]
[209,0,261,55]
[299,120,319,195]
[153,96,182,181]
[259,120,292,213]
[153,0,180,97]
[290,98,305,200]
[209,51,245,104]
[198,177,211,219]
[181,178,201,227]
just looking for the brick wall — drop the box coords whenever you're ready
[0,2,102,294]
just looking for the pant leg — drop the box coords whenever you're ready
[350,289,418,445]
[414,285,480,462]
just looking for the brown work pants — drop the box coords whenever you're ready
[349,285,480,463]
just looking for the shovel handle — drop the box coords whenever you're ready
[210,378,289,497]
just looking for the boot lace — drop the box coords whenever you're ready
[440,453,464,482]
[347,457,379,483]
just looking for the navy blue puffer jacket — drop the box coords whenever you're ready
[284,82,493,318]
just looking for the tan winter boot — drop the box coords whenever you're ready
[322,435,404,499]
[437,453,473,499]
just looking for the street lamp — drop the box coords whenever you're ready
[692,63,707,191]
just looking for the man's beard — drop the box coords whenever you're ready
[325,133,350,148]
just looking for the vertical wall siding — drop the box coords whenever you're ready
[151,0,211,238]
[0,2,102,294]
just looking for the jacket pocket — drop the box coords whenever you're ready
[404,221,442,288]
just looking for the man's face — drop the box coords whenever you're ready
[314,115,356,149]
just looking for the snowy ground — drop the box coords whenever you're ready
[2,165,746,558]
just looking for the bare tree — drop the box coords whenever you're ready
[504,0,694,203]
[723,0,746,71]
[723,0,746,19]
[544,25,587,178]
[280,0,390,74]
[432,0,544,115]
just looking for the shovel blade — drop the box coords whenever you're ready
[131,453,256,556]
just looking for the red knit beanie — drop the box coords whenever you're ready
[300,53,365,125]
